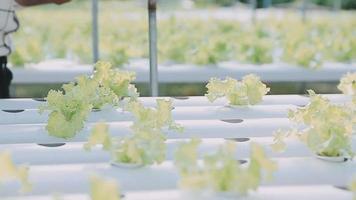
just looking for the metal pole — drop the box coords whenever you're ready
[92,0,99,64]
[263,0,271,8]
[333,0,342,11]
[148,0,159,97]
[300,0,307,23]
[250,0,257,23]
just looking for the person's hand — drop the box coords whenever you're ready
[52,0,71,5]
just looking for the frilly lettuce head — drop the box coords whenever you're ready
[350,176,356,200]
[85,99,183,166]
[84,122,112,151]
[40,84,93,139]
[0,152,32,193]
[90,175,121,200]
[39,61,139,139]
[126,99,184,133]
[111,129,167,165]
[272,90,355,158]
[338,73,356,96]
[94,61,139,100]
[175,140,277,196]
[111,99,183,165]
[205,74,269,106]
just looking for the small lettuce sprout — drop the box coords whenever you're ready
[0,152,32,193]
[175,140,277,196]
[94,61,139,101]
[84,99,183,166]
[271,90,355,158]
[338,73,356,96]
[338,73,356,105]
[205,74,270,106]
[111,129,167,165]
[84,123,112,151]
[350,176,356,200]
[90,175,121,200]
[111,99,184,166]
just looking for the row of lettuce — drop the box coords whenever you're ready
[12,9,355,68]
[1,61,356,199]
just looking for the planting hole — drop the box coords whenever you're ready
[33,98,46,102]
[238,160,247,164]
[220,119,243,123]
[334,186,349,191]
[2,110,25,113]
[38,143,66,147]
[173,96,189,100]
[227,138,250,142]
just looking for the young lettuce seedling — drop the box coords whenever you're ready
[205,74,270,106]
[0,152,32,193]
[175,140,277,196]
[271,90,355,159]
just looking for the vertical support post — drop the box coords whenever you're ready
[263,0,271,8]
[300,0,308,23]
[92,0,99,64]
[250,0,257,23]
[333,0,342,11]
[148,0,159,97]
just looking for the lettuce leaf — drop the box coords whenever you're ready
[0,152,31,193]
[205,74,269,106]
[272,90,355,158]
[90,175,121,200]
[84,123,112,151]
[175,140,276,195]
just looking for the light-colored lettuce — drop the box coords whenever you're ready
[39,61,138,139]
[39,84,93,139]
[0,152,31,193]
[85,99,183,166]
[338,73,356,96]
[205,74,270,106]
[84,123,112,151]
[90,175,121,200]
[272,90,355,158]
[111,99,183,165]
[175,140,277,196]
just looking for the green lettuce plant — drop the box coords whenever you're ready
[0,152,31,193]
[90,175,121,200]
[85,99,183,166]
[205,74,270,106]
[39,61,138,139]
[111,99,183,166]
[84,123,112,151]
[271,90,355,158]
[338,72,356,101]
[175,139,277,196]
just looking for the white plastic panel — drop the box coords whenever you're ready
[0,158,355,196]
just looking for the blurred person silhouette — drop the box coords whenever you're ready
[0,0,70,98]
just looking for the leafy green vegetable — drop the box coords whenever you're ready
[90,175,121,200]
[338,73,356,97]
[0,152,32,193]
[39,84,93,139]
[111,99,184,165]
[84,99,183,166]
[271,90,355,158]
[39,61,138,139]
[350,176,356,200]
[93,61,139,101]
[84,123,112,151]
[205,74,270,106]
[175,140,277,196]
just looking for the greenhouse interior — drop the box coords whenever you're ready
[0,0,355,199]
